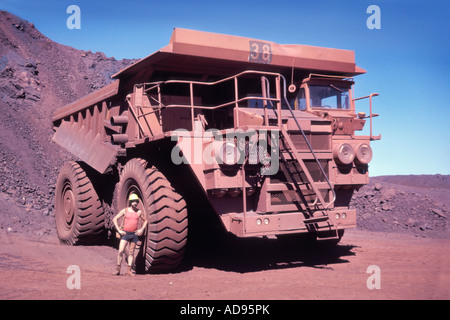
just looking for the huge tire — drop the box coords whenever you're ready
[55,161,105,245]
[115,158,188,273]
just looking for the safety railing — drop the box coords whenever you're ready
[353,93,381,141]
[133,70,282,134]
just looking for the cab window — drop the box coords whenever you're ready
[297,87,307,110]
[309,85,350,109]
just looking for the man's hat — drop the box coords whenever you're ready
[128,193,139,201]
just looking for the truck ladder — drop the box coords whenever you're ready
[262,76,339,239]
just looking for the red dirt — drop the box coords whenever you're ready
[0,229,448,300]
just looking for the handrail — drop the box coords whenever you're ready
[140,70,283,130]
[145,70,282,88]
[147,96,279,112]
[353,93,380,140]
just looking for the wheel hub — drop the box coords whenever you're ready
[62,185,75,226]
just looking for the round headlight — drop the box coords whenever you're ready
[333,143,355,165]
[355,143,373,165]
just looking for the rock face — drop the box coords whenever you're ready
[351,175,449,238]
[0,11,136,237]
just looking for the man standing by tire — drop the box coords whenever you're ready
[112,193,148,276]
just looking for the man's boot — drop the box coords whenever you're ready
[112,265,121,276]
[125,265,135,276]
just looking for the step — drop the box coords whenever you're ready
[266,182,309,191]
[316,234,340,241]
[267,181,331,191]
[303,216,329,224]
[316,230,340,241]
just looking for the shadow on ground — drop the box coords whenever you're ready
[181,231,357,273]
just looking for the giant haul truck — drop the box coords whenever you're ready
[52,28,380,273]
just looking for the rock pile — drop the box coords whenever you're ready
[0,11,136,237]
[351,176,449,238]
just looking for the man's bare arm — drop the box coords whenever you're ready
[113,209,126,235]
[136,211,148,236]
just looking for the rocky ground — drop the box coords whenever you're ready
[352,175,449,239]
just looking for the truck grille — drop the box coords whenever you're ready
[288,132,330,152]
[269,190,330,206]
[270,159,329,183]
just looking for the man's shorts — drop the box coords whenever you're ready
[121,231,139,243]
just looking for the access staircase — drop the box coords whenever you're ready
[261,75,339,239]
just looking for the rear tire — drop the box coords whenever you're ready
[115,158,188,273]
[54,161,105,245]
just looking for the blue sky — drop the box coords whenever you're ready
[1,0,449,176]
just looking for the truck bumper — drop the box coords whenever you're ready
[220,208,356,237]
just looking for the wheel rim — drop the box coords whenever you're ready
[61,182,75,230]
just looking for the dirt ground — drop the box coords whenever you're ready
[0,228,448,301]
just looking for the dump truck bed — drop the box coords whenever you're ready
[53,28,364,125]
[113,28,365,80]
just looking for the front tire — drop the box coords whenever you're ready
[54,161,105,245]
[115,158,188,273]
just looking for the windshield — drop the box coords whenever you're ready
[309,85,350,109]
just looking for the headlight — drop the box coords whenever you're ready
[333,143,355,165]
[215,141,240,165]
[355,143,373,165]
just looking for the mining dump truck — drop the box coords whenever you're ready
[52,28,380,273]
